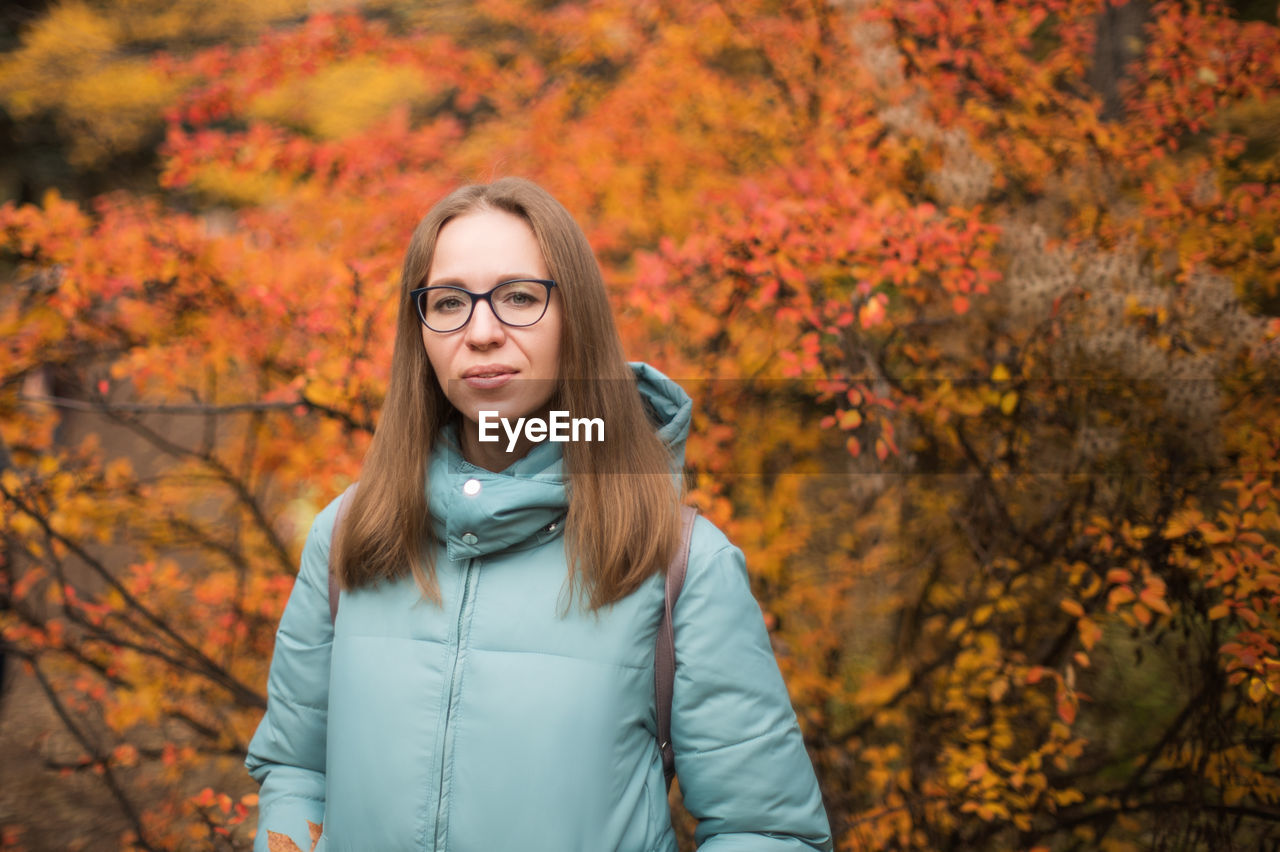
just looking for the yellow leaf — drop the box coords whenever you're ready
[249,57,429,140]
[1116,814,1142,833]
[1164,509,1202,538]
[1055,787,1085,806]
[1000,391,1018,415]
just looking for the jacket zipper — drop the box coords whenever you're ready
[433,558,476,849]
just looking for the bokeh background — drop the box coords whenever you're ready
[1,1,1278,849]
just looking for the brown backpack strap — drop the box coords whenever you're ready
[656,505,698,790]
[328,485,357,625]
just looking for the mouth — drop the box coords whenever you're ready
[461,366,517,389]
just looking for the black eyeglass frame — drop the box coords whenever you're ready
[409,278,558,333]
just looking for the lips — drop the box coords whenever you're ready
[462,365,517,390]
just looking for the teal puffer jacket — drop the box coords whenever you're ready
[246,363,832,851]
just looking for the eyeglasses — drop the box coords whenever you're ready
[410,279,558,333]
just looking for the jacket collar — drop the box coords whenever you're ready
[426,362,691,561]
[427,430,567,561]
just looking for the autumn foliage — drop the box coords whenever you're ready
[1,0,1279,849]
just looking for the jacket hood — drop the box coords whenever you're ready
[631,361,692,469]
[427,361,691,561]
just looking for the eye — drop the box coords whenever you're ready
[430,292,468,313]
[497,281,545,307]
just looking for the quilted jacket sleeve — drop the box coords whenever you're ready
[245,497,341,852]
[671,519,833,851]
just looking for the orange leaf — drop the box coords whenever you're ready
[1057,694,1077,725]
[267,831,304,852]
[1140,585,1172,615]
[1107,585,1136,609]
[1078,617,1103,651]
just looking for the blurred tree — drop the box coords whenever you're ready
[0,0,314,203]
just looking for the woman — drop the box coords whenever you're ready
[246,178,832,851]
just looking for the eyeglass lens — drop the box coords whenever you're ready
[419,280,550,332]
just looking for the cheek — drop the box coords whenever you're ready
[548,337,562,376]
[542,312,563,376]
[534,335,561,381]
[420,327,440,368]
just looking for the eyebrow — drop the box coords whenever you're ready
[425,274,545,289]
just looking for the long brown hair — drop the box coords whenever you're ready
[333,178,682,610]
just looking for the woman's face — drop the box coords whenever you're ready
[421,208,563,445]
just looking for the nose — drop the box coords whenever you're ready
[463,299,506,348]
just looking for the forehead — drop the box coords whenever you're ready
[428,209,548,286]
